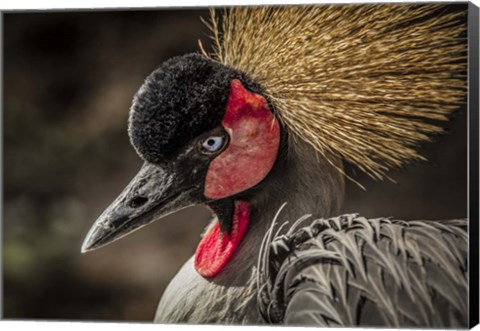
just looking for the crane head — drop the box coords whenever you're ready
[82,54,281,277]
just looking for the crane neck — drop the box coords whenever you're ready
[201,136,345,281]
[247,135,345,229]
[155,138,346,324]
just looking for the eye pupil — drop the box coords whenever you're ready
[207,139,215,146]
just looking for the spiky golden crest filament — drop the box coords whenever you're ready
[201,4,467,181]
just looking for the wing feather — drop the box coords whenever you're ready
[257,213,468,328]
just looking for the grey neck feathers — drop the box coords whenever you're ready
[248,135,345,233]
[219,136,345,280]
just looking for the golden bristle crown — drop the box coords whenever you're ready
[200,4,467,181]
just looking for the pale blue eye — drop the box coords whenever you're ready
[202,136,224,153]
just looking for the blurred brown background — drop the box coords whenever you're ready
[3,8,467,322]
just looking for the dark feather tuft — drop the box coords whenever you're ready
[128,53,260,163]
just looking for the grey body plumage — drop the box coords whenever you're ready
[258,212,468,328]
[156,209,468,327]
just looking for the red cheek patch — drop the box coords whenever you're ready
[204,80,280,199]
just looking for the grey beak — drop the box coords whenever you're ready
[81,162,195,253]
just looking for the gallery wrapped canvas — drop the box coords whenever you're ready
[2,1,478,329]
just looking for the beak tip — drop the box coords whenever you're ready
[81,238,94,253]
[81,221,119,253]
[81,226,102,253]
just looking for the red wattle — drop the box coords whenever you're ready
[194,201,250,278]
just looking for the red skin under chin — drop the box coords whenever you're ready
[194,201,250,278]
[194,80,280,278]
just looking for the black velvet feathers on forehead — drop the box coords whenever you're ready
[128,53,260,164]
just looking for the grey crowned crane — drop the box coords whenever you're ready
[81,4,468,328]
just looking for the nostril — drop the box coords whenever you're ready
[129,196,148,208]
